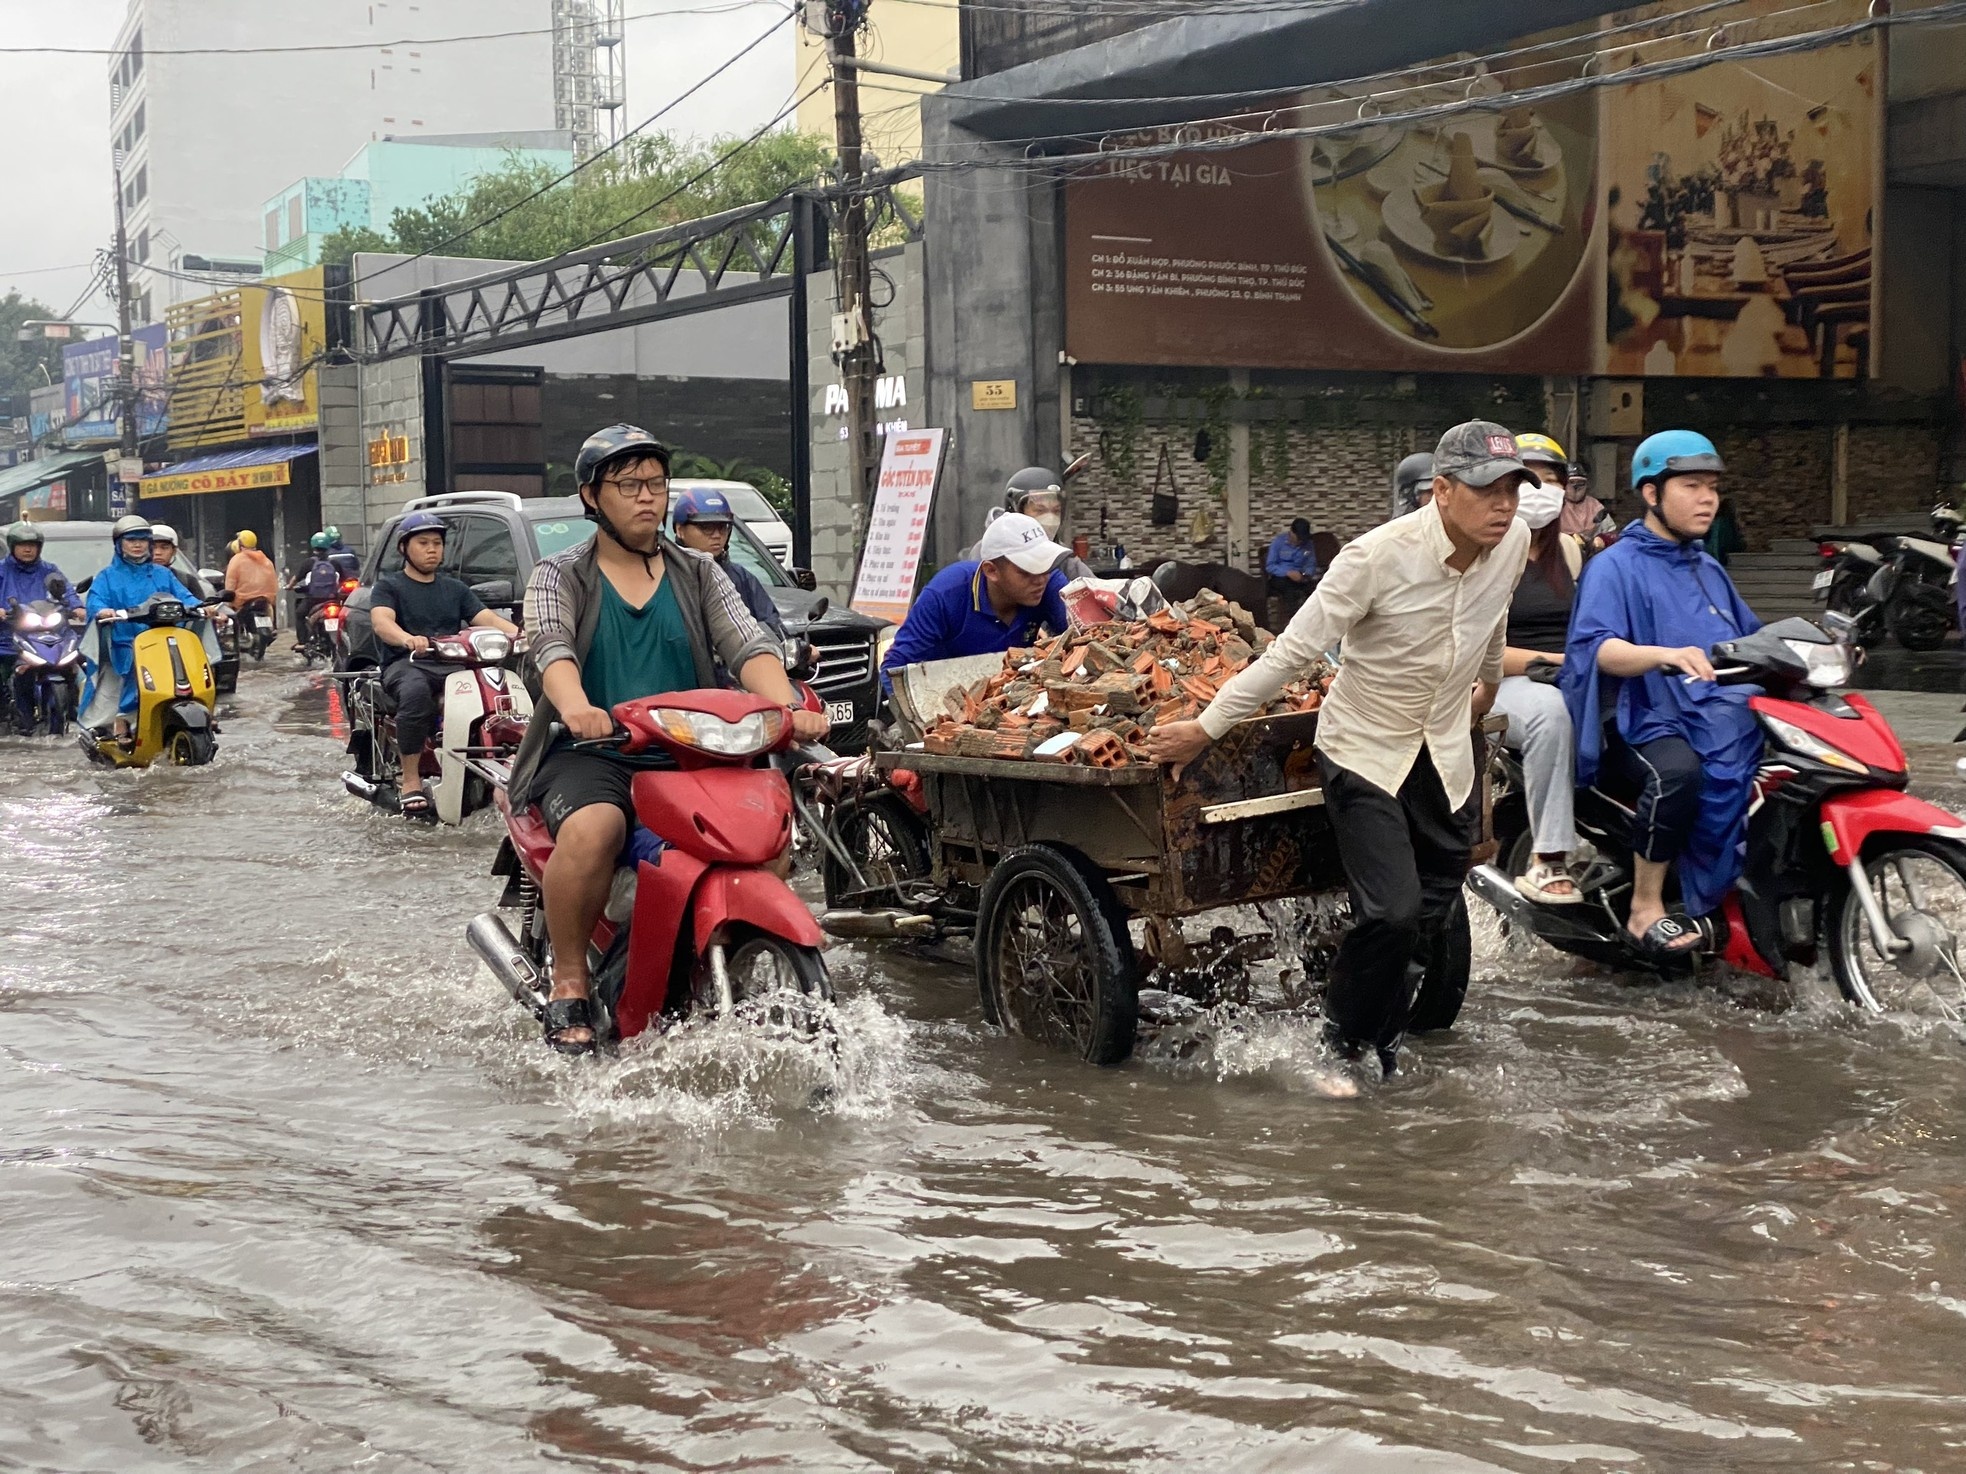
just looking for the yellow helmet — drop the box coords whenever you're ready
[236,529,258,549]
[1515,432,1568,469]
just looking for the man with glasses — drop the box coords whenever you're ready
[505,424,830,1056]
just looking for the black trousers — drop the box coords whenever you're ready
[1602,733,1700,864]
[1268,574,1312,622]
[381,661,447,761]
[1320,747,1476,1050]
[9,661,40,732]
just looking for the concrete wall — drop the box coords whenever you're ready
[805,242,928,600]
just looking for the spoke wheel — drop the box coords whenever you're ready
[821,791,932,907]
[976,844,1137,1065]
[1828,837,1966,1021]
[710,932,833,1036]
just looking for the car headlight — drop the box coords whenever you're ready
[651,706,786,756]
[1784,638,1852,688]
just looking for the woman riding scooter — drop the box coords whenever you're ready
[82,515,214,749]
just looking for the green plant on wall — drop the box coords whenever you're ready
[1095,385,1143,489]
[1197,384,1234,502]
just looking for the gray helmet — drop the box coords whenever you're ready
[1004,465,1063,513]
[574,423,671,492]
[5,519,42,550]
[111,513,153,542]
[1393,452,1435,515]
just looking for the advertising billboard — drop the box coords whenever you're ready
[61,324,169,444]
[242,266,326,436]
[1063,0,1879,380]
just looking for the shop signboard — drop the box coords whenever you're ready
[28,384,65,447]
[61,324,168,444]
[143,458,297,500]
[1064,0,1880,380]
[243,266,327,436]
[851,429,946,625]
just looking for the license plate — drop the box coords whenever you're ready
[1812,569,1834,590]
[324,618,342,633]
[825,699,855,726]
[254,615,272,629]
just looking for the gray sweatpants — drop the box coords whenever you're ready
[1491,674,1577,855]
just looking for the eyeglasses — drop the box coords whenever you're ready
[603,477,668,500]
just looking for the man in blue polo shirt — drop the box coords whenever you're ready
[880,511,1071,690]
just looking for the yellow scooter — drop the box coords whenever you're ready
[79,594,223,768]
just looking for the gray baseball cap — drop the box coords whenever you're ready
[1433,421,1534,490]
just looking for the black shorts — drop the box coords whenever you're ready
[530,745,637,837]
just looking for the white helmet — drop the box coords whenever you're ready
[149,523,179,544]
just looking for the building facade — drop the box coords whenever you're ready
[108,0,559,316]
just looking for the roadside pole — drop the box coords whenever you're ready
[109,155,140,517]
[825,2,878,546]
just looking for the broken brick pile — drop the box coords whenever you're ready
[918,590,1334,766]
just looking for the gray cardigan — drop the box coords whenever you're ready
[508,532,779,804]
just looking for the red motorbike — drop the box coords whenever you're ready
[1474,616,1966,1016]
[467,688,833,1045]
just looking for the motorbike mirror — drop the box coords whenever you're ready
[1062,451,1094,482]
[42,574,66,598]
[790,567,819,592]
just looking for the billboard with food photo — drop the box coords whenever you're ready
[1062,0,1879,379]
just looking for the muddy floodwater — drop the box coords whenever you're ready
[4,666,1965,1472]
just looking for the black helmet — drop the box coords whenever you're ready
[1393,452,1435,514]
[574,423,671,492]
[1004,465,1063,513]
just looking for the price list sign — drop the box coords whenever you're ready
[850,428,946,626]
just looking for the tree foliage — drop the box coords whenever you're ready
[0,291,69,400]
[319,131,833,269]
[671,450,792,517]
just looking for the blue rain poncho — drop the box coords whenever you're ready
[1560,521,1764,916]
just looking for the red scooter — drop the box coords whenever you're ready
[1474,616,1966,1017]
[467,687,832,1045]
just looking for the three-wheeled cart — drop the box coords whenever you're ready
[871,708,1481,1063]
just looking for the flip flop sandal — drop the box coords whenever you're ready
[542,996,596,1056]
[1515,859,1582,906]
[1628,913,1708,961]
[399,792,436,823]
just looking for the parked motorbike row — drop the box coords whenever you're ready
[1813,501,1963,652]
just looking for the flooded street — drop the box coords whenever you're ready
[5,664,1966,1472]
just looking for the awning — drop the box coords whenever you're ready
[0,450,104,507]
[143,442,317,499]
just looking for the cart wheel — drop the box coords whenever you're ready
[976,843,1138,1065]
[821,791,932,908]
[1406,892,1471,1033]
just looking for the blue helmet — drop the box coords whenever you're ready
[1631,430,1725,492]
[671,487,734,526]
[396,511,448,554]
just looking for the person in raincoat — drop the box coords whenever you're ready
[83,514,208,741]
[1,521,84,734]
[1560,431,1762,960]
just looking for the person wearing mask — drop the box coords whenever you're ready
[1392,451,1435,516]
[506,424,828,1055]
[1493,440,1584,905]
[83,515,206,744]
[1561,430,1761,961]
[1265,517,1320,620]
[1148,422,1534,1085]
[223,530,281,626]
[965,467,1094,579]
[881,512,1072,691]
[1,521,83,735]
[1560,468,1615,551]
[369,513,521,821]
[669,487,786,641]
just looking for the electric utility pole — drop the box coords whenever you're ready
[825,1,878,536]
[109,155,140,517]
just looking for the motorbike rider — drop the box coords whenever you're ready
[506,423,829,1055]
[369,512,521,822]
[222,529,280,623]
[321,526,361,581]
[1149,421,1534,1085]
[2,521,83,736]
[964,467,1095,579]
[669,487,786,641]
[291,532,342,648]
[1560,430,1762,960]
[84,515,207,744]
[1493,438,1585,905]
[880,512,1072,692]
[148,523,211,599]
[1393,451,1435,515]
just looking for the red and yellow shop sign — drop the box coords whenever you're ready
[144,459,295,499]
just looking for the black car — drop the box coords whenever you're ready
[335,492,889,752]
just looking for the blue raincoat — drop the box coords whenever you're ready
[84,554,205,716]
[0,555,81,657]
[1560,520,1763,916]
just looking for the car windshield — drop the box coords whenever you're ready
[666,513,788,587]
[529,516,597,559]
[720,484,777,522]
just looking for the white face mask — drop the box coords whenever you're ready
[1032,511,1063,539]
[1517,481,1563,530]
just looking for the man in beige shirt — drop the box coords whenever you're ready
[1148,421,1534,1080]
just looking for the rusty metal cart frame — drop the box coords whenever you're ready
[873,708,1489,1064]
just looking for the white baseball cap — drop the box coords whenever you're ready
[977,510,1069,574]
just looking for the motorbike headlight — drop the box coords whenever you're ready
[470,631,512,662]
[34,612,60,630]
[1784,638,1852,689]
[1760,711,1867,774]
[651,706,786,756]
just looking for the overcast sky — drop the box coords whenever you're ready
[0,1,797,321]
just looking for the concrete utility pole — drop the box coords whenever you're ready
[109,154,140,517]
[825,2,878,538]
